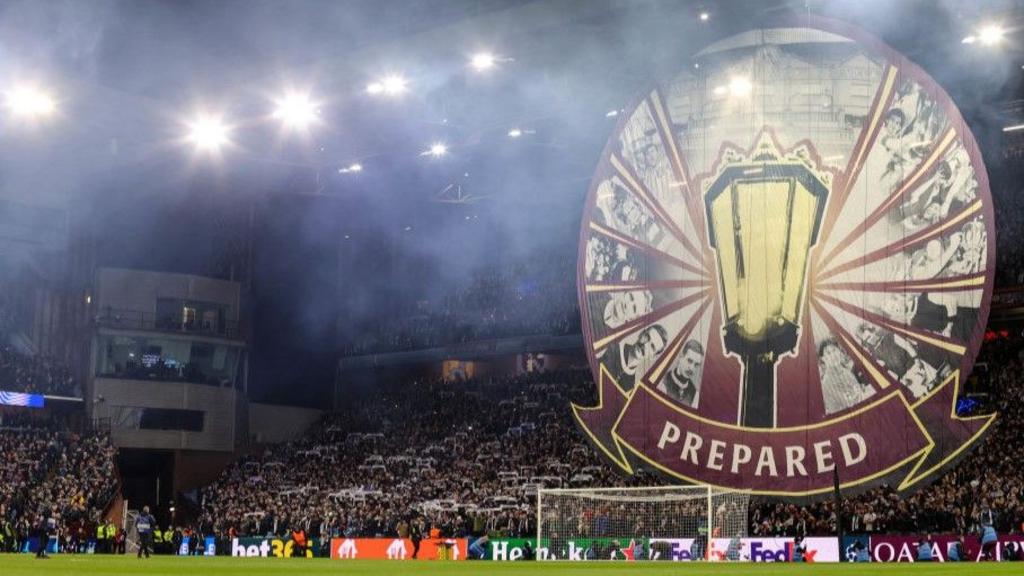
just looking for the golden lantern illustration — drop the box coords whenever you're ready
[704,155,828,428]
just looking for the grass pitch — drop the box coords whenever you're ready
[1,556,1022,575]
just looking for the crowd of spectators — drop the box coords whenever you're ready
[0,340,1019,555]
[0,344,79,397]
[749,336,1024,538]
[205,336,1024,545]
[200,369,647,543]
[2,273,1022,554]
[0,290,78,398]
[342,258,580,356]
[0,414,118,553]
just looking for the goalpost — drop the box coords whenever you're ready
[536,486,749,561]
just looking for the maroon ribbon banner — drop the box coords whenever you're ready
[573,366,994,495]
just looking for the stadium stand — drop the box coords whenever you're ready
[4,1,1024,571]
[200,337,1024,545]
[0,344,79,397]
[0,415,118,553]
[0,289,80,398]
[200,369,649,542]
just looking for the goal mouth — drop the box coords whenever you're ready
[536,486,751,561]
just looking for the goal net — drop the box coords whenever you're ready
[536,486,749,561]
[124,509,140,555]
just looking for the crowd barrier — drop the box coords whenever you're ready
[473,536,840,562]
[329,537,469,560]
[177,536,217,556]
[19,537,60,554]
[322,535,1019,562]
[861,535,1024,562]
[12,533,1022,561]
[230,537,319,557]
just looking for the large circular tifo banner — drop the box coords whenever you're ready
[575,23,996,497]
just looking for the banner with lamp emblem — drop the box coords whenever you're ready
[575,20,995,497]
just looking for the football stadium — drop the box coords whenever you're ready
[1,0,1024,574]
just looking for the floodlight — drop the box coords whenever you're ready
[979,25,1005,46]
[427,142,447,157]
[4,86,56,119]
[471,52,496,71]
[273,91,318,130]
[186,114,230,152]
[729,77,752,97]
[367,75,407,96]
